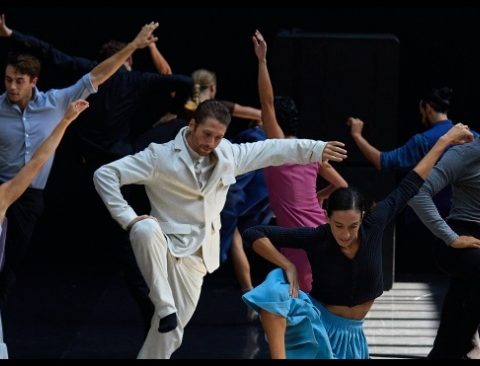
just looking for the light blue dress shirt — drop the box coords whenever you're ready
[0,73,96,189]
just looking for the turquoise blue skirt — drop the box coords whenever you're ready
[242,268,369,359]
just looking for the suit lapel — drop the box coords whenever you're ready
[174,128,197,183]
[202,150,227,194]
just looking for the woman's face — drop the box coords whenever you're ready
[327,209,362,248]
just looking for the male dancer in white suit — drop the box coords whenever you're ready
[93,99,347,358]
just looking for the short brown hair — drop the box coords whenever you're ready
[194,99,231,126]
[7,52,41,79]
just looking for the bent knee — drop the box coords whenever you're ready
[130,218,163,243]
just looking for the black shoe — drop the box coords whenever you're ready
[158,312,177,333]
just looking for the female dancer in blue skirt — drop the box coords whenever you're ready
[242,121,473,359]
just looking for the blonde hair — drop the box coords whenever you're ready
[185,69,217,111]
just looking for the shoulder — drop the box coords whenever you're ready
[218,138,234,150]
[146,140,175,155]
[422,120,453,141]
[446,138,480,159]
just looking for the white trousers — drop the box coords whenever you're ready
[129,218,207,359]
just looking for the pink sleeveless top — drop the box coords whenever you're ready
[265,163,326,228]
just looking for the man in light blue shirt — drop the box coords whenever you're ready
[0,21,160,308]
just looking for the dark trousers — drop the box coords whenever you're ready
[0,187,44,308]
[84,156,154,338]
[80,118,186,337]
[428,219,480,359]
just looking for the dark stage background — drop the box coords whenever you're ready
[1,3,479,277]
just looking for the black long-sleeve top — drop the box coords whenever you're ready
[243,171,424,307]
[10,30,193,158]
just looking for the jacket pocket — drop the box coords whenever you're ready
[159,222,192,234]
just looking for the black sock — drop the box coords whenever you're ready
[158,312,177,333]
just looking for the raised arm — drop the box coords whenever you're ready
[253,30,284,138]
[148,41,172,75]
[0,100,89,217]
[0,14,12,38]
[252,30,346,162]
[347,117,382,170]
[0,13,95,74]
[89,22,159,89]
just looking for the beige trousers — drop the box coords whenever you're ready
[129,218,207,359]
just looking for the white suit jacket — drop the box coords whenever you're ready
[93,127,327,273]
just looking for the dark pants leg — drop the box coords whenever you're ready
[0,188,44,308]
[85,157,154,338]
[428,220,480,359]
[107,204,154,337]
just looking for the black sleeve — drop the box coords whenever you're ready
[242,224,325,251]
[367,170,425,227]
[137,72,193,115]
[10,30,95,76]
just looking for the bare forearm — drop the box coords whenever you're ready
[90,42,137,87]
[258,60,274,108]
[232,105,261,121]
[258,60,284,138]
[149,44,172,75]
[252,238,293,270]
[90,22,158,88]
[32,120,70,163]
[352,134,381,170]
[1,119,70,209]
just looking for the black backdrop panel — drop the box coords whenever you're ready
[272,32,399,290]
[272,31,399,163]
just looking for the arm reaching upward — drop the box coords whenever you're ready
[89,22,159,88]
[347,117,382,170]
[0,14,12,37]
[253,30,347,163]
[0,100,89,217]
[0,13,95,74]
[253,30,284,138]
[148,41,172,75]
